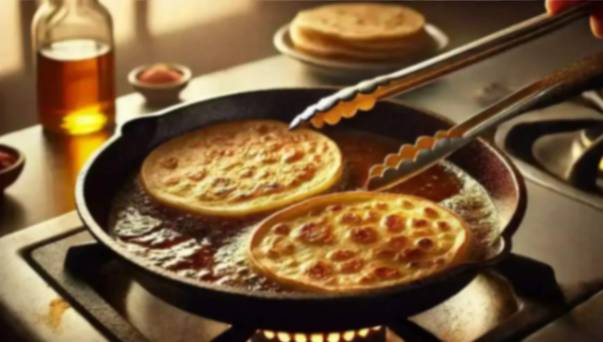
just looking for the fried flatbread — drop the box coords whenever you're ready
[291,3,426,43]
[140,120,343,217]
[248,192,470,293]
[290,24,434,61]
[292,23,434,52]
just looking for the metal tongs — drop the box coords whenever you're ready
[366,53,603,190]
[289,4,602,190]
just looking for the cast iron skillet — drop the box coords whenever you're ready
[76,88,526,331]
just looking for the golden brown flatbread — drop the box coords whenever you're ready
[292,3,426,42]
[292,23,434,52]
[248,192,470,293]
[289,4,434,62]
[140,120,343,217]
[290,24,434,61]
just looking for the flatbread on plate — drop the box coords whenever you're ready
[290,24,434,61]
[292,3,426,42]
[289,3,433,62]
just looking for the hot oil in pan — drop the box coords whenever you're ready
[109,130,499,292]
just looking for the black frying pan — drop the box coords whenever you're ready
[75,88,526,331]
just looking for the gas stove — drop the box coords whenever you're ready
[2,100,603,342]
[1,50,603,340]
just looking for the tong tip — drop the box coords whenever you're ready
[288,117,306,130]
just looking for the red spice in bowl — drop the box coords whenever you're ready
[137,64,183,85]
[0,144,25,193]
[0,150,17,170]
[128,63,191,106]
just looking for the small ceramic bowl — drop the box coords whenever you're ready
[128,63,192,106]
[0,144,25,193]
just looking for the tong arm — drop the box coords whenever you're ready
[366,52,603,191]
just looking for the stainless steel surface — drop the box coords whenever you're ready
[0,214,103,341]
[527,291,603,341]
[289,4,591,130]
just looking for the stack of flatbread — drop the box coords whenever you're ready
[290,3,436,62]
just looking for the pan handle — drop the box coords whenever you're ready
[492,254,565,300]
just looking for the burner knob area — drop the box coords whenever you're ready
[569,125,603,190]
[580,126,603,146]
[252,326,386,342]
[578,126,603,175]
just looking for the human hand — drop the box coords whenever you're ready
[545,0,603,38]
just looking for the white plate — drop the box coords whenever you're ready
[273,22,449,79]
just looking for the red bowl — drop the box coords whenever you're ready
[0,144,25,193]
[128,63,192,106]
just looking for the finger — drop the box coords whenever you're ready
[590,4,603,39]
[546,0,583,15]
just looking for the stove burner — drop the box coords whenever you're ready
[253,326,384,342]
[495,98,603,208]
[580,126,603,147]
[579,127,603,173]
[532,123,603,189]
